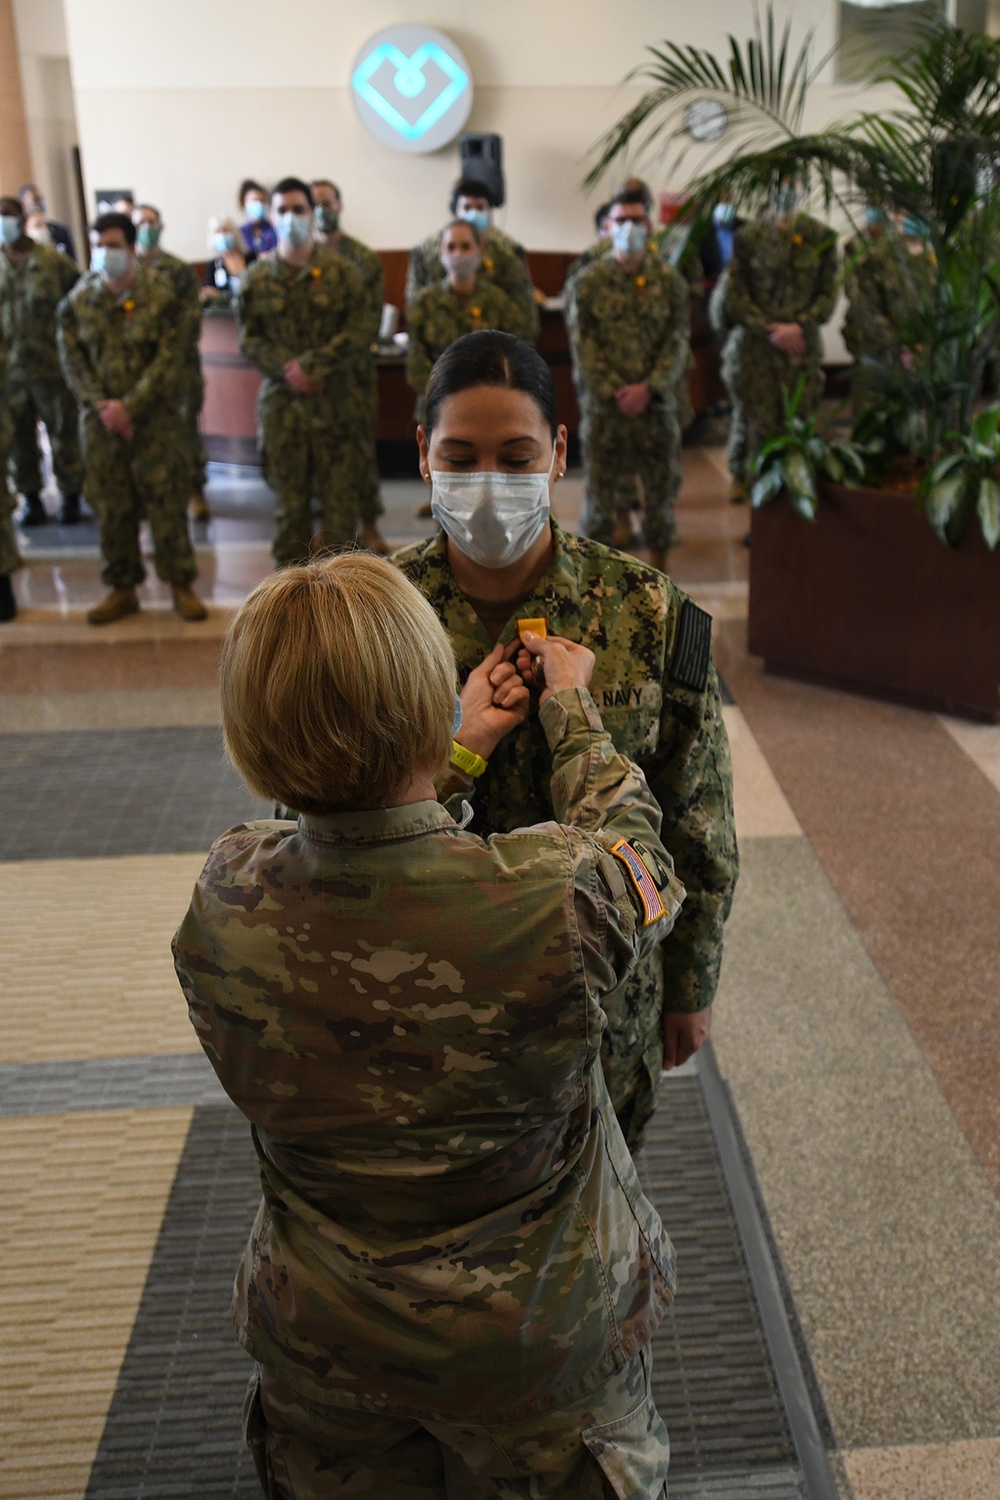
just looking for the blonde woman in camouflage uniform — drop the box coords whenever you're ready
[175,551,683,1499]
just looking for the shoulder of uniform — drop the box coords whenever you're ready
[391,536,438,575]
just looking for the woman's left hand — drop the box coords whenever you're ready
[456,641,531,760]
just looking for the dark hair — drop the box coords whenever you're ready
[135,202,161,222]
[92,212,137,246]
[0,196,24,221]
[239,178,267,206]
[310,178,341,198]
[610,188,651,213]
[593,201,611,233]
[424,331,558,437]
[449,177,494,212]
[272,176,313,206]
[620,177,653,211]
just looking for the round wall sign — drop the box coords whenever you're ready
[351,26,473,154]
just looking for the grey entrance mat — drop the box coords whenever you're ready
[0,726,270,860]
[83,1076,825,1498]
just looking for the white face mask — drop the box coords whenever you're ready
[611,220,648,257]
[430,457,554,569]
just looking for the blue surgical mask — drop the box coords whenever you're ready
[901,214,929,239]
[0,216,22,245]
[136,224,161,251]
[865,207,884,228]
[460,208,490,234]
[246,199,267,221]
[430,459,554,570]
[276,211,312,248]
[91,245,131,281]
[314,204,339,234]
[610,220,648,257]
[713,202,736,226]
[214,232,238,253]
[452,693,463,737]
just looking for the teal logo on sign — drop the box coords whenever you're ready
[351,27,473,154]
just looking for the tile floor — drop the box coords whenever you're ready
[1,452,998,1499]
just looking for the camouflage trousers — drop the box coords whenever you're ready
[581,402,682,550]
[8,373,82,497]
[244,1344,668,1500]
[80,409,197,590]
[721,329,823,483]
[0,478,21,576]
[258,387,357,567]
[345,361,383,525]
[181,361,208,494]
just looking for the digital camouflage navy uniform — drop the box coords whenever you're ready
[0,335,21,579]
[397,523,738,1148]
[842,231,936,413]
[722,214,838,484]
[329,232,384,527]
[407,224,539,344]
[143,248,207,495]
[407,278,529,422]
[57,266,197,591]
[174,686,684,1499]
[569,251,690,551]
[237,246,369,564]
[0,240,81,502]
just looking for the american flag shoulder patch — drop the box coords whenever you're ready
[609,839,666,926]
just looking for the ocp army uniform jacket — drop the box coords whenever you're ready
[397,526,739,1121]
[173,688,684,1420]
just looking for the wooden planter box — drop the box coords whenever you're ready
[748,481,1000,722]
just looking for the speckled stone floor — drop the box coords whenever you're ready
[1,452,997,1499]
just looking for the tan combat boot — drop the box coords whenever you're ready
[172,586,208,621]
[360,522,391,555]
[87,587,140,626]
[612,510,635,549]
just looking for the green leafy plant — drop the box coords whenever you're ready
[750,377,867,521]
[920,404,1000,548]
[588,9,1000,547]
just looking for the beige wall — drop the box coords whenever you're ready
[11,0,81,239]
[60,0,877,261]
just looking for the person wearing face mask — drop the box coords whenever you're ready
[842,207,936,415]
[239,179,277,257]
[17,184,76,261]
[700,196,744,288]
[0,329,23,620]
[309,178,388,555]
[406,219,527,423]
[395,331,738,1153]
[56,212,207,624]
[568,189,691,571]
[721,185,837,501]
[132,203,209,521]
[236,177,372,565]
[0,195,82,526]
[406,176,539,343]
[202,216,249,304]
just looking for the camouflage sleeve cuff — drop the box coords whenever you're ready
[539,687,605,753]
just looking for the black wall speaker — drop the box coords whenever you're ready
[459,133,505,208]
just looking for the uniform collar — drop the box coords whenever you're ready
[298,799,456,845]
[414,522,584,649]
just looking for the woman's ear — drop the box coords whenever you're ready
[554,423,569,480]
[416,424,431,483]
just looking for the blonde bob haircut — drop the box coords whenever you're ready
[220,554,457,814]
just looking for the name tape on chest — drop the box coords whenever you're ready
[669,600,713,694]
[610,839,666,926]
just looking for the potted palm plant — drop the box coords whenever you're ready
[588,12,1000,720]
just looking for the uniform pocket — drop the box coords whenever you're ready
[581,1381,670,1500]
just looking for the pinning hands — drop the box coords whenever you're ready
[284,359,321,394]
[766,322,807,361]
[97,399,134,440]
[456,640,531,760]
[516,632,595,705]
[614,382,652,418]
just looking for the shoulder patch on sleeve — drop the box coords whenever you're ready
[610,839,666,926]
[669,599,713,693]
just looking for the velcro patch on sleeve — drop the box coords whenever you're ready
[610,839,666,926]
[669,599,713,693]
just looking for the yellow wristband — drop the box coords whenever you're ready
[450,740,488,778]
